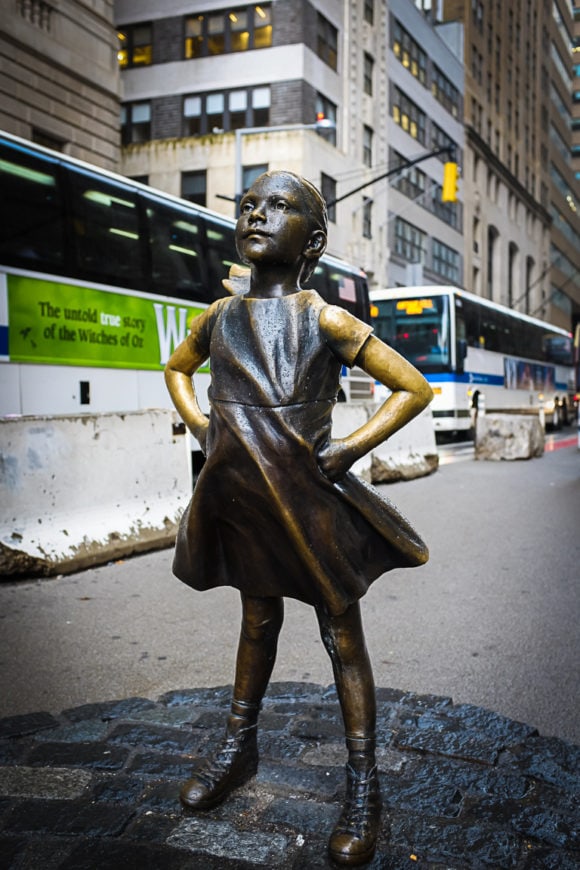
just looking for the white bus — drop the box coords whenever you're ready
[370,285,575,434]
[0,132,372,468]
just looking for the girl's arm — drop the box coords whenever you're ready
[165,335,210,453]
[319,335,433,481]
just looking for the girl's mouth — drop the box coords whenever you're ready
[243,232,271,243]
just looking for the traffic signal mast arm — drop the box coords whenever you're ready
[325,144,457,208]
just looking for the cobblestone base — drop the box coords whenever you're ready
[0,683,578,868]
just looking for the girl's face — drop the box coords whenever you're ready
[236,174,322,269]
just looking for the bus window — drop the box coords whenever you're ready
[371,295,451,372]
[307,262,370,323]
[0,142,65,270]
[144,196,206,301]
[68,168,143,289]
[460,297,481,348]
[328,266,359,318]
[204,220,239,298]
[544,334,573,365]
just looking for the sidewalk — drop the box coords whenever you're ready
[1,681,578,869]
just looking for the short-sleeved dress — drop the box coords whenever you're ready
[173,289,428,616]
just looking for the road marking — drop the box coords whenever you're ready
[544,436,578,452]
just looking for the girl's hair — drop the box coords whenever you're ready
[258,170,328,282]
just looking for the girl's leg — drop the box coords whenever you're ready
[317,602,382,867]
[180,594,284,809]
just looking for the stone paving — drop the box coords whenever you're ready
[0,682,578,869]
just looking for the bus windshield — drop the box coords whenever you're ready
[372,295,451,372]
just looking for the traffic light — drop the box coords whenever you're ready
[442,162,459,202]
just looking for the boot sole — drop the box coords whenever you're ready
[328,843,377,867]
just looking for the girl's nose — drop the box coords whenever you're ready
[248,202,266,222]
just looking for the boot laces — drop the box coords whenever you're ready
[337,764,379,835]
[196,727,255,786]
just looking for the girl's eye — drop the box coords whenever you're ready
[275,200,289,211]
[241,202,254,213]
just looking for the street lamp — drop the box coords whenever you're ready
[233,116,336,212]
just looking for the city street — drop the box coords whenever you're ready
[1,440,579,744]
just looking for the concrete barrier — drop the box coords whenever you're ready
[369,405,439,482]
[331,403,372,480]
[333,403,438,483]
[0,410,191,577]
[475,413,545,461]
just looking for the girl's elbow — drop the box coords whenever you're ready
[413,379,434,410]
[423,381,434,405]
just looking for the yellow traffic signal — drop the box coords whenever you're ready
[442,162,459,202]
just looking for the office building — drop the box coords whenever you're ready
[115,0,463,289]
[436,0,580,331]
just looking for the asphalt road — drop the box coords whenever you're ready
[1,442,579,744]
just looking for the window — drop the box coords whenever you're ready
[432,124,458,162]
[364,0,374,25]
[316,93,337,146]
[431,65,460,117]
[364,52,374,95]
[183,87,270,135]
[363,126,373,167]
[363,198,372,239]
[30,130,64,152]
[317,12,338,70]
[184,5,272,58]
[394,217,426,263]
[243,164,268,193]
[181,171,207,207]
[432,239,460,283]
[121,102,151,145]
[392,150,427,200]
[207,92,225,131]
[117,23,152,68]
[321,173,336,222]
[185,15,204,58]
[229,89,248,130]
[392,88,426,143]
[432,185,460,229]
[392,19,427,84]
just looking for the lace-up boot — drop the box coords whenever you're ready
[180,700,259,810]
[328,737,382,866]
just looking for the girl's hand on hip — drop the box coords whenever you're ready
[317,440,357,482]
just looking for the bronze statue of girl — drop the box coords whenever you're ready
[165,170,432,866]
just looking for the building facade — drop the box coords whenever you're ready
[115,0,463,290]
[437,0,580,332]
[386,0,464,287]
[0,0,121,169]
